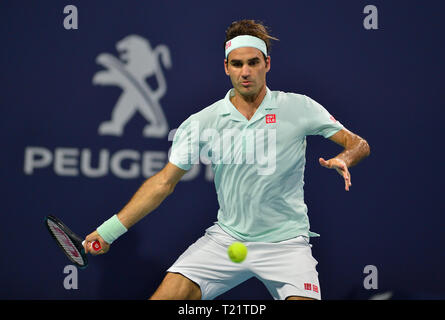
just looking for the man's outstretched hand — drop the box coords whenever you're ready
[319,157,352,191]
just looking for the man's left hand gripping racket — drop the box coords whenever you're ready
[44,215,101,268]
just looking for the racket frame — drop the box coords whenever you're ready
[44,215,89,269]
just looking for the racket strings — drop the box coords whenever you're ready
[47,220,86,266]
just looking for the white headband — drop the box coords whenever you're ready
[225,35,268,59]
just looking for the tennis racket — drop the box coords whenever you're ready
[44,215,101,268]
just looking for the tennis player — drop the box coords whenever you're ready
[84,20,370,300]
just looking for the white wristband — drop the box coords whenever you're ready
[96,215,128,244]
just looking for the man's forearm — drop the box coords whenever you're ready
[336,136,370,168]
[116,173,175,229]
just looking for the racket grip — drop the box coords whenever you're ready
[81,240,102,251]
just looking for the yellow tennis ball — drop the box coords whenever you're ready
[227,242,247,263]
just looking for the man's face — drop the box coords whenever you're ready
[224,47,271,98]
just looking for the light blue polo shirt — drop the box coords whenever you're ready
[169,87,344,242]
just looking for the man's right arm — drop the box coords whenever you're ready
[84,162,187,254]
[116,162,187,228]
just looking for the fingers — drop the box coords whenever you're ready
[322,157,352,191]
[319,157,331,168]
[83,232,109,256]
[339,166,352,191]
[83,237,95,255]
[84,241,104,255]
[94,237,109,255]
[344,170,352,191]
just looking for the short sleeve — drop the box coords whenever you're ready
[168,116,200,171]
[303,96,344,138]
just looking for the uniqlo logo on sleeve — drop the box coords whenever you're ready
[304,283,312,291]
[265,114,276,123]
[313,285,319,293]
[329,115,337,122]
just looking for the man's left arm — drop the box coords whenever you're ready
[319,128,371,191]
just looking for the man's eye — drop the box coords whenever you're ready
[249,60,259,66]
[232,62,242,67]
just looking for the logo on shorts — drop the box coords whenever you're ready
[304,283,319,293]
[265,114,276,124]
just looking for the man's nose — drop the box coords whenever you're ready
[241,64,251,78]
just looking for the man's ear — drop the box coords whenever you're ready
[224,58,230,75]
[266,56,271,73]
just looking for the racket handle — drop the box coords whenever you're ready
[81,240,102,251]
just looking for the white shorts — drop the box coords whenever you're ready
[167,224,321,300]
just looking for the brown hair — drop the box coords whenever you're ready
[224,19,279,57]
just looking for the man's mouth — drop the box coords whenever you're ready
[241,81,252,86]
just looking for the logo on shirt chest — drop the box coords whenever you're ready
[265,114,276,124]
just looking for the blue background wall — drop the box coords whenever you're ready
[1,0,444,299]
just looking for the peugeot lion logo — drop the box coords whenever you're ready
[24,35,212,180]
[93,35,171,138]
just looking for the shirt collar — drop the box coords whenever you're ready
[219,87,278,121]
